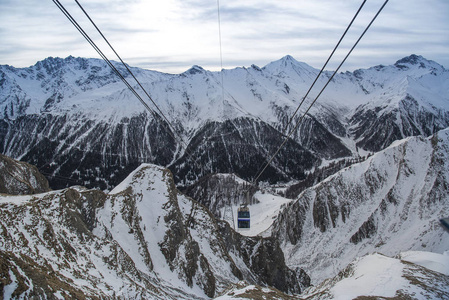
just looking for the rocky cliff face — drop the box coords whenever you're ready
[0,112,176,190]
[271,129,449,283]
[217,220,310,294]
[0,153,50,194]
[0,160,306,298]
[170,117,319,187]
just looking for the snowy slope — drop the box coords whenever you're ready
[183,172,294,237]
[300,251,449,300]
[231,191,292,237]
[215,251,449,300]
[214,280,299,300]
[0,162,305,299]
[0,56,169,120]
[271,128,449,284]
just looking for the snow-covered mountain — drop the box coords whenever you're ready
[270,128,449,284]
[184,128,449,296]
[0,162,307,299]
[1,54,448,190]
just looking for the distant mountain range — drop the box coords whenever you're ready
[0,54,448,190]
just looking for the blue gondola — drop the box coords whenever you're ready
[441,217,449,232]
[237,205,250,229]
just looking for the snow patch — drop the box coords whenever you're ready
[399,251,449,276]
[330,254,406,299]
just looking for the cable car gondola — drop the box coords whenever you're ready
[237,205,250,229]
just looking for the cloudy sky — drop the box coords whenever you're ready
[1,0,448,74]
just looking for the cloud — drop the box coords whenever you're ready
[0,0,448,73]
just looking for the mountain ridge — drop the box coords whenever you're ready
[0,161,308,299]
[1,54,448,189]
[270,128,449,283]
[2,54,446,120]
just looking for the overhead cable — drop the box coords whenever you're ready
[74,0,178,140]
[217,0,226,117]
[53,0,205,175]
[283,0,367,135]
[251,0,389,186]
[52,0,159,122]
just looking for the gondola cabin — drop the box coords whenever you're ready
[237,205,250,229]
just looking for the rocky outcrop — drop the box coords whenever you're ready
[0,153,50,195]
[217,220,310,294]
[0,250,105,300]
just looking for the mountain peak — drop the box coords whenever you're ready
[279,55,301,66]
[184,65,205,75]
[34,56,65,71]
[394,54,444,71]
[262,55,316,76]
[33,56,95,73]
[281,54,295,61]
[395,54,425,66]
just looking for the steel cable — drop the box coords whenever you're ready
[251,0,389,188]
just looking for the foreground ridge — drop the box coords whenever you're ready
[0,161,307,299]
